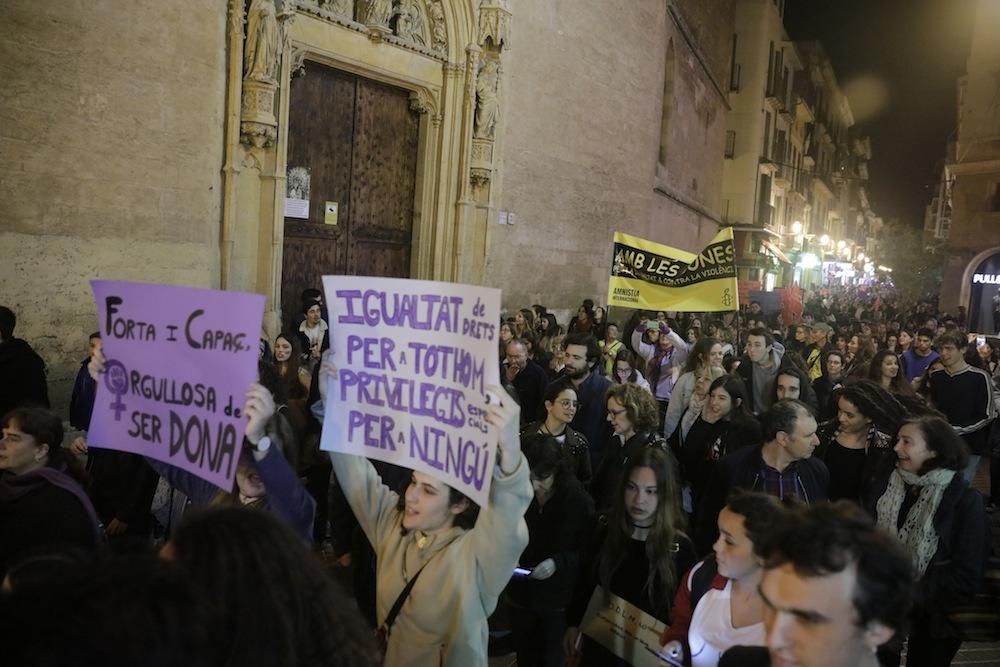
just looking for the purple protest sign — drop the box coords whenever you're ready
[320,276,501,506]
[87,280,265,491]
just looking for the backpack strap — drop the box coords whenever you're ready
[382,562,428,633]
[690,553,720,610]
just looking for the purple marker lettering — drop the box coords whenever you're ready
[336,290,365,324]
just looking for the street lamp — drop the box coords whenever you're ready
[837,240,847,250]
[820,234,830,246]
[791,221,802,235]
[857,252,866,261]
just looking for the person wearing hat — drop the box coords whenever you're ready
[806,323,833,382]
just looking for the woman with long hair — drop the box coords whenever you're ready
[663,337,724,440]
[591,383,668,513]
[514,308,536,339]
[660,491,783,667]
[867,415,988,667]
[521,378,593,486]
[0,407,101,577]
[317,356,532,666]
[844,334,877,378]
[565,446,695,666]
[507,433,595,667]
[274,332,310,399]
[675,376,760,518]
[814,380,909,503]
[867,349,915,398]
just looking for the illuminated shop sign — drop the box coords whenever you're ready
[973,274,1000,284]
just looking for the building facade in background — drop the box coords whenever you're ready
[940,0,1000,332]
[1,0,735,410]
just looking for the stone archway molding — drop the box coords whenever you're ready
[220,0,512,337]
[959,245,1000,314]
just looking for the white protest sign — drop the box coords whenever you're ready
[581,586,670,667]
[320,276,501,506]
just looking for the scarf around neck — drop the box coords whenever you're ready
[875,467,955,578]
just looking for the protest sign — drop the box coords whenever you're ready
[320,276,501,507]
[581,586,669,667]
[88,281,265,491]
[607,227,739,312]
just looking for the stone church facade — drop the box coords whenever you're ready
[1,0,734,408]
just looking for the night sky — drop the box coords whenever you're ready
[784,0,977,228]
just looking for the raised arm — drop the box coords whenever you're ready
[314,353,401,547]
[471,384,533,605]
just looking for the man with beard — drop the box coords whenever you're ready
[560,332,612,471]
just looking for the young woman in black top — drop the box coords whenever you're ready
[565,446,695,666]
[507,432,595,667]
[676,375,760,518]
[814,380,908,503]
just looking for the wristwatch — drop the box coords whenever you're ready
[251,436,272,454]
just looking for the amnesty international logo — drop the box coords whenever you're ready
[721,288,733,307]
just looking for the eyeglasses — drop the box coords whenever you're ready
[607,407,628,417]
[557,399,579,408]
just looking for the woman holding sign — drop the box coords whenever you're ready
[564,446,696,666]
[316,354,532,667]
[87,350,315,542]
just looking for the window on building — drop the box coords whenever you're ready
[763,112,772,159]
[729,34,740,91]
[989,182,1000,212]
[766,41,775,95]
[657,39,676,166]
[725,130,736,158]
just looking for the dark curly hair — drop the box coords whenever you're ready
[759,501,914,634]
[833,379,910,435]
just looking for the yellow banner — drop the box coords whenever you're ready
[607,228,739,312]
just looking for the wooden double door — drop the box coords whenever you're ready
[281,61,419,330]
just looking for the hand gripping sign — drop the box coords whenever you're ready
[320,276,501,507]
[88,280,265,491]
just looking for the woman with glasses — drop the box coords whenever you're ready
[612,349,651,394]
[590,383,667,514]
[521,378,592,487]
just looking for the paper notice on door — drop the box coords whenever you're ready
[284,198,309,219]
[324,201,338,225]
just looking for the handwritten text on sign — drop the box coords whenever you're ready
[320,277,500,506]
[87,281,265,491]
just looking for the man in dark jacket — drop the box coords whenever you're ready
[735,327,787,416]
[695,399,827,553]
[561,333,612,471]
[503,338,547,424]
[0,306,49,415]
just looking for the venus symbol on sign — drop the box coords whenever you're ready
[104,359,129,421]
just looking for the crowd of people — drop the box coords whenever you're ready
[0,281,997,667]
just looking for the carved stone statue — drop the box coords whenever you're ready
[359,0,393,27]
[474,59,500,139]
[428,1,446,51]
[394,0,426,45]
[327,0,353,17]
[244,0,282,83]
